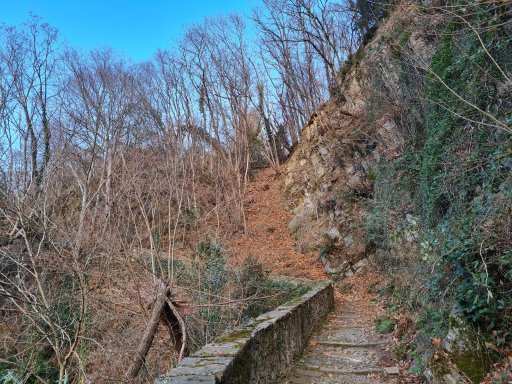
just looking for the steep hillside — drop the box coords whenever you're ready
[227,168,325,279]
[283,2,512,383]
[283,3,439,279]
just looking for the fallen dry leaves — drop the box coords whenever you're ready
[226,167,325,280]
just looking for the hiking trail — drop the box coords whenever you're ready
[228,168,401,383]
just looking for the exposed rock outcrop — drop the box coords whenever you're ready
[424,351,471,384]
[440,311,493,383]
[421,311,494,384]
[282,3,440,279]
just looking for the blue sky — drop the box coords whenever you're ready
[1,1,259,62]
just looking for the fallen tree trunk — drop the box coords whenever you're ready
[165,298,188,361]
[126,281,187,380]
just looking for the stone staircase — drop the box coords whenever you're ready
[155,278,402,384]
[282,301,400,384]
[155,281,334,384]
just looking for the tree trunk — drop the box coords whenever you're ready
[126,282,169,379]
[126,282,188,380]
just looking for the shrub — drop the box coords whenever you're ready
[376,318,396,334]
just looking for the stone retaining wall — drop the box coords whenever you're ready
[155,280,334,384]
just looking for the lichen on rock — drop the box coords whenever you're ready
[440,311,493,383]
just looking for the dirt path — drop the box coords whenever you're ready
[227,167,325,280]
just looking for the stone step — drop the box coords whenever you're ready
[314,331,382,344]
[324,323,369,331]
[284,375,396,384]
[299,346,385,370]
[303,365,380,375]
[311,340,387,348]
[321,366,398,376]
[284,369,398,384]
[335,315,363,320]
[327,319,368,325]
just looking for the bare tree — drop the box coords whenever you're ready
[0,16,59,190]
[0,3,378,381]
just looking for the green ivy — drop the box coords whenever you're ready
[366,0,512,361]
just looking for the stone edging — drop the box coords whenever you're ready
[155,280,334,383]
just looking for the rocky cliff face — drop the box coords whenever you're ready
[282,4,438,279]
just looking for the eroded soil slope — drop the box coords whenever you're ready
[227,167,325,280]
